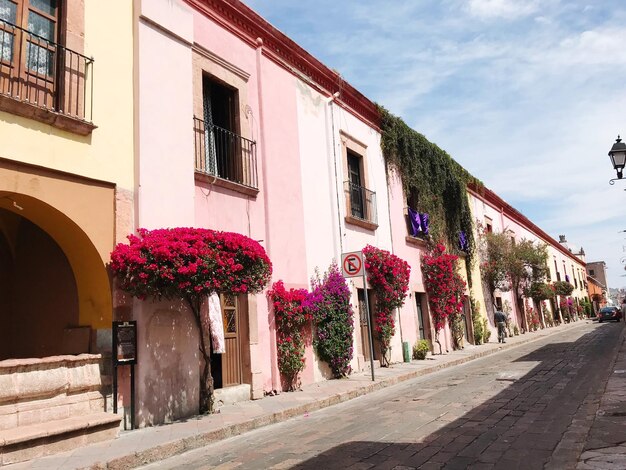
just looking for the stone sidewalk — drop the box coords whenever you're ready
[577,323,626,469]
[7,321,592,470]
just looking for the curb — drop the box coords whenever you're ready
[92,321,591,470]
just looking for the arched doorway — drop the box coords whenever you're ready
[0,191,113,358]
[0,163,121,462]
[0,209,81,359]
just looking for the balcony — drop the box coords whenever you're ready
[0,18,94,134]
[193,117,258,193]
[344,181,377,230]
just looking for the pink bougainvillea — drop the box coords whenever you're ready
[110,227,272,300]
[421,243,466,353]
[307,263,354,378]
[110,227,272,414]
[267,280,311,391]
[362,245,410,366]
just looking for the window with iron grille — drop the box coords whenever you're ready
[555,259,561,282]
[347,150,365,219]
[194,75,258,189]
[0,0,93,124]
[341,134,377,228]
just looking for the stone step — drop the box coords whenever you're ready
[0,412,121,466]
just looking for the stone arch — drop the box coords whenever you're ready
[0,160,116,358]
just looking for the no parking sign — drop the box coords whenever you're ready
[341,251,363,278]
[341,250,375,381]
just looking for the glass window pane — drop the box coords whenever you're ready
[225,310,236,333]
[0,0,16,23]
[223,294,236,307]
[30,0,56,16]
[26,41,53,75]
[0,29,13,61]
[28,10,54,41]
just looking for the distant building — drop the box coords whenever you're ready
[587,275,606,313]
[587,261,609,296]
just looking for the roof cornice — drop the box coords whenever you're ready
[185,0,381,130]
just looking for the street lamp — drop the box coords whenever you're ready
[608,135,626,184]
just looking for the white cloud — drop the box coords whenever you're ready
[534,16,552,25]
[466,0,539,19]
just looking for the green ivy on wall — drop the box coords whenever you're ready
[378,105,482,285]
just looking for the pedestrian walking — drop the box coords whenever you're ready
[494,310,507,343]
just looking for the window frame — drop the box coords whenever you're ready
[484,217,493,233]
[192,45,258,196]
[1,0,60,93]
[340,132,377,231]
[0,0,93,133]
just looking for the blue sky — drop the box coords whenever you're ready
[244,0,626,290]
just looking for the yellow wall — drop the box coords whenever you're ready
[0,1,135,333]
[0,162,115,329]
[0,1,135,192]
[466,193,490,322]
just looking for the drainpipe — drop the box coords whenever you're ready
[255,38,278,392]
[325,92,343,257]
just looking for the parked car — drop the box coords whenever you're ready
[598,306,622,323]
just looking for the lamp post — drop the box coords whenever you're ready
[608,135,626,184]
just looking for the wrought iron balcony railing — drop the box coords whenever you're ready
[0,18,94,122]
[193,117,258,189]
[344,181,377,225]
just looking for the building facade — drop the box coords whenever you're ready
[0,0,134,463]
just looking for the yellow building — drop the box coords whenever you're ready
[0,0,133,463]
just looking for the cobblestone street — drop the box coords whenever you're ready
[138,322,624,470]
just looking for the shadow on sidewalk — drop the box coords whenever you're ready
[291,324,622,470]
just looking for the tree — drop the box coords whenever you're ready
[479,229,549,332]
[507,240,548,332]
[478,230,511,313]
[110,228,272,414]
[526,282,554,327]
[553,280,574,296]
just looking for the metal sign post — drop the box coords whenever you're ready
[362,267,375,382]
[341,251,375,382]
[112,321,137,430]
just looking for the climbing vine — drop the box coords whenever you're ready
[378,106,481,285]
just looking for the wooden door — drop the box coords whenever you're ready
[415,293,425,340]
[463,297,472,344]
[358,289,376,361]
[221,294,241,387]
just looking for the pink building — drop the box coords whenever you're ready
[124,0,590,428]
[129,0,390,426]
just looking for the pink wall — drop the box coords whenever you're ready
[386,171,430,354]
[470,192,517,333]
[137,5,195,229]
[191,8,311,389]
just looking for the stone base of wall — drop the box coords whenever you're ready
[213,384,251,409]
[0,354,121,466]
[0,412,121,465]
